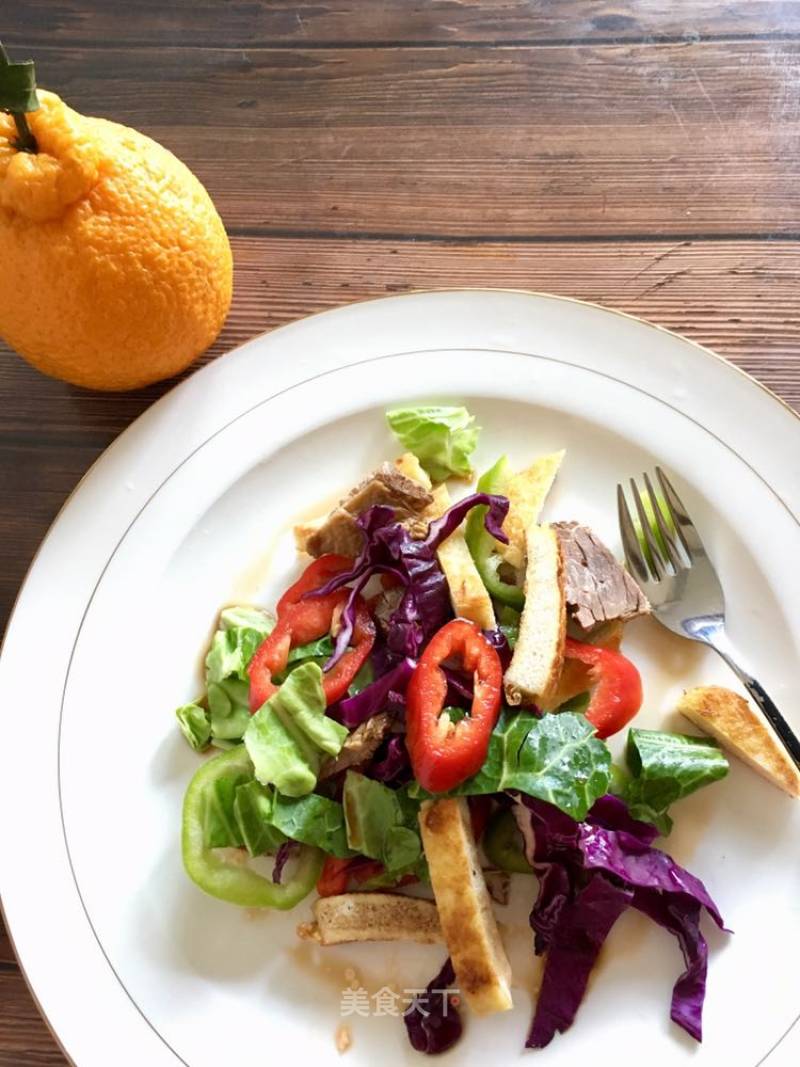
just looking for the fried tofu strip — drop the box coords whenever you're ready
[679,686,800,798]
[419,798,512,1016]
[500,451,564,570]
[301,893,443,945]
[504,524,565,706]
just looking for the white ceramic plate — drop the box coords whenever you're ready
[1,291,798,1067]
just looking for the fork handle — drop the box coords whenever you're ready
[711,644,800,769]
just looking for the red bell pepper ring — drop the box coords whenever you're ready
[564,636,643,739]
[248,555,375,711]
[406,619,503,794]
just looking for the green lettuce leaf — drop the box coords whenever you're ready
[244,662,347,797]
[386,405,479,481]
[175,606,274,751]
[408,711,611,821]
[343,772,423,872]
[622,728,729,834]
[207,678,251,741]
[286,635,334,664]
[274,638,373,691]
[556,691,591,714]
[383,825,422,871]
[357,855,431,888]
[608,762,631,796]
[272,792,352,858]
[206,606,274,685]
[233,780,287,857]
[176,703,211,751]
[273,635,335,685]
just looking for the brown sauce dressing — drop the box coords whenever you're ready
[286,942,365,999]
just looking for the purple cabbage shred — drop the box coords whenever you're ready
[515,794,728,1049]
[481,626,513,668]
[403,958,462,1055]
[527,873,633,1048]
[311,495,509,669]
[334,657,416,728]
[368,735,411,784]
[443,666,473,707]
[271,840,298,885]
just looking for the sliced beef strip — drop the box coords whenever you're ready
[552,521,649,631]
[304,509,364,558]
[305,463,433,558]
[319,710,394,779]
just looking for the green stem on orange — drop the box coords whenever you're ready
[11,111,36,153]
[0,39,39,153]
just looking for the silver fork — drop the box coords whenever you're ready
[617,466,800,768]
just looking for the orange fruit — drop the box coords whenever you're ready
[0,91,232,390]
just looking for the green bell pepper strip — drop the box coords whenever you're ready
[483,809,533,874]
[182,745,323,908]
[465,456,525,610]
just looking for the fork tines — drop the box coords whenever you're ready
[617,467,703,583]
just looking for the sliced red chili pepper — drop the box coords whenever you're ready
[406,619,503,794]
[316,856,351,897]
[348,858,385,885]
[277,554,352,614]
[316,856,415,896]
[317,597,375,705]
[564,636,643,739]
[248,555,375,711]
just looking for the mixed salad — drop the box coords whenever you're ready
[175,405,733,1055]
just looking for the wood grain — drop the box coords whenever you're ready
[9,0,800,47]
[1,234,798,633]
[2,2,800,1064]
[18,40,800,238]
[0,918,66,1066]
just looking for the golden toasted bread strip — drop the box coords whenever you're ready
[678,686,800,799]
[504,523,565,706]
[433,484,497,630]
[500,451,564,570]
[302,893,443,945]
[394,452,432,490]
[419,798,513,1016]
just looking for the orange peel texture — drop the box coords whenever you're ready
[0,92,232,390]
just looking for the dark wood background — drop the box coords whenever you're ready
[2,2,799,1063]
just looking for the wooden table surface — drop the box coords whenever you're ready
[2,2,799,1063]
